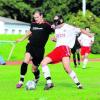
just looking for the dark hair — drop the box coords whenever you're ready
[53,14,64,25]
[85,26,90,29]
[55,14,63,19]
[33,9,44,16]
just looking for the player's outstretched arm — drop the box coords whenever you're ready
[80,29,93,37]
[16,31,31,43]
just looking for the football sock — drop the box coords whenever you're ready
[73,53,77,66]
[83,58,88,68]
[77,53,80,64]
[33,69,40,83]
[20,62,28,82]
[73,59,77,66]
[69,71,80,84]
[42,65,52,84]
[19,76,24,84]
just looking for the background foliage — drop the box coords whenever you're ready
[0,0,100,53]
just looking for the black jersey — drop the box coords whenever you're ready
[71,34,81,54]
[29,21,54,48]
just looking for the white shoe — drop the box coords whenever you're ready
[82,65,86,69]
[77,84,83,89]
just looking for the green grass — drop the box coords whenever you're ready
[0,62,100,100]
[0,34,100,100]
[0,34,55,61]
[0,34,100,61]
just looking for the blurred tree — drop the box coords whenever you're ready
[91,0,100,17]
[0,0,99,22]
[0,0,33,22]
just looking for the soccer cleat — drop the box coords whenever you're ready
[77,84,83,89]
[33,79,39,84]
[75,64,77,68]
[82,66,86,69]
[44,83,54,90]
[76,82,83,89]
[82,65,86,69]
[16,83,23,88]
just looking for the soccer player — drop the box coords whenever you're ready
[16,10,54,88]
[41,14,92,90]
[71,34,81,67]
[78,27,94,69]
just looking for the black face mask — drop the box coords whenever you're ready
[54,19,62,26]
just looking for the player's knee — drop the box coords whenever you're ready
[41,57,51,67]
[41,61,45,66]
[32,66,37,72]
[41,60,47,67]
[64,64,71,73]
[24,53,31,63]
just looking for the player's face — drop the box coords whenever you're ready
[33,12,43,23]
[54,16,59,21]
[86,28,90,33]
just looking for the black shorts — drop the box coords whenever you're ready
[71,44,81,54]
[26,43,45,66]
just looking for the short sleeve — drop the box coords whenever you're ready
[45,22,54,34]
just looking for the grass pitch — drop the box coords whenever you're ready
[0,62,100,100]
[0,34,100,100]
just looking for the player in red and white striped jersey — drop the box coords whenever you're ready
[40,15,92,90]
[78,27,94,69]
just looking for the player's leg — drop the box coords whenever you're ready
[76,49,80,65]
[16,52,31,88]
[32,64,40,84]
[73,52,77,67]
[62,57,83,89]
[81,47,89,69]
[82,53,89,69]
[41,57,54,90]
[71,49,77,67]
[31,48,44,84]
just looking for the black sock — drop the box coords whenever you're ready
[20,62,28,82]
[77,53,80,64]
[33,69,40,80]
[73,53,77,66]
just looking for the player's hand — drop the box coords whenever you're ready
[51,24,56,29]
[16,39,21,43]
[88,34,93,37]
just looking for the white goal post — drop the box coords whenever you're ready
[0,40,16,61]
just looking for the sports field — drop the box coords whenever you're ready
[0,62,100,100]
[0,35,100,100]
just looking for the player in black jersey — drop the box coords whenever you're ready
[71,34,81,67]
[16,10,54,88]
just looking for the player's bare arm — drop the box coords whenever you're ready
[16,31,32,43]
[80,29,93,37]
